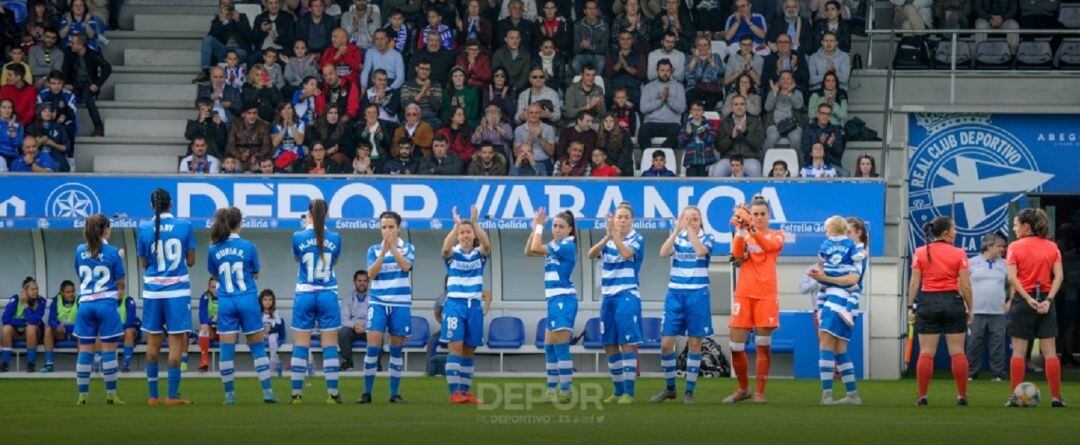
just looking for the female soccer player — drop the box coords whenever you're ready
[362,211,415,404]
[808,216,864,405]
[74,214,126,405]
[1,277,45,372]
[43,280,78,373]
[1005,208,1067,407]
[441,206,491,404]
[289,199,344,404]
[137,188,196,406]
[725,195,785,404]
[207,207,278,404]
[197,277,219,372]
[652,206,715,405]
[526,208,579,403]
[907,216,973,406]
[587,202,645,404]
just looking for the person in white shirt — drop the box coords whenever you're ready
[799,142,836,178]
[966,233,1010,381]
[179,136,222,174]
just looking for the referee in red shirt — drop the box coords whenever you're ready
[1005,208,1067,408]
[907,216,974,406]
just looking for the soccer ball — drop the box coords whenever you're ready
[1013,382,1041,407]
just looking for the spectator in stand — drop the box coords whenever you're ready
[480,67,518,120]
[382,9,413,59]
[641,149,676,177]
[243,64,284,123]
[320,28,363,87]
[854,153,879,177]
[0,99,23,165]
[810,0,856,20]
[443,67,481,128]
[296,0,340,54]
[891,0,932,31]
[508,142,545,176]
[419,134,465,175]
[59,0,106,52]
[351,143,376,174]
[768,0,813,54]
[361,29,405,90]
[728,154,750,177]
[966,232,1009,381]
[358,102,392,162]
[303,141,346,173]
[936,0,972,30]
[220,50,247,90]
[557,110,597,160]
[536,1,572,52]
[590,147,619,177]
[515,67,560,123]
[194,0,252,83]
[261,49,285,90]
[292,76,325,125]
[495,1,539,52]
[252,0,296,55]
[1018,0,1064,49]
[514,103,556,173]
[808,31,850,91]
[418,7,457,53]
[401,60,444,128]
[608,88,638,136]
[563,64,606,125]
[341,0,381,50]
[220,154,243,174]
[801,102,845,174]
[36,71,77,143]
[27,103,70,172]
[684,35,725,111]
[611,0,652,52]
[532,37,570,95]
[438,106,476,164]
[606,31,647,107]
[22,1,55,49]
[492,29,532,91]
[763,70,804,150]
[500,0,538,20]
[180,136,222,174]
[472,102,514,158]
[724,0,769,56]
[1,277,46,372]
[652,0,694,52]
[975,0,1020,55]
[10,134,57,172]
[256,156,276,174]
[282,40,320,96]
[1,64,36,127]
[411,32,455,85]
[456,39,492,89]
[468,140,508,175]
[458,0,494,49]
[1,47,32,87]
[811,1,852,54]
[553,140,590,176]
[311,104,355,165]
[647,32,686,82]
[198,66,242,123]
[799,141,837,177]
[320,63,361,121]
[227,104,272,171]
[572,1,609,73]
[639,59,686,150]
[271,102,306,172]
[762,33,809,99]
[394,103,435,155]
[364,68,401,127]
[724,35,764,89]
[770,159,791,177]
[715,94,765,177]
[381,136,420,174]
[595,113,635,176]
[337,270,370,371]
[28,28,64,86]
[807,71,847,125]
[679,100,718,177]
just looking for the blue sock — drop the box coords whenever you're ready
[102,350,118,394]
[555,343,573,393]
[146,362,160,399]
[167,366,181,399]
[123,345,133,365]
[389,346,404,396]
[446,354,462,394]
[45,351,55,365]
[460,358,474,393]
[686,353,702,394]
[544,344,558,390]
[836,353,858,394]
[1,347,10,365]
[363,346,379,394]
[249,342,273,392]
[76,351,92,394]
[324,345,340,397]
[220,342,236,396]
[607,353,624,396]
[661,352,677,391]
[622,350,637,397]
[819,350,836,392]
[26,347,37,365]
[291,345,309,396]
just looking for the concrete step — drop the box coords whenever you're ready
[75,138,188,172]
[101,31,203,66]
[124,48,201,67]
[76,102,192,135]
[93,155,182,173]
[101,65,200,99]
[119,4,219,30]
[114,83,198,103]
[104,118,187,138]
[133,13,212,33]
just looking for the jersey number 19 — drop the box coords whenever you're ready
[153,238,183,273]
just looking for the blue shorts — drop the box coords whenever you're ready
[141,297,192,334]
[661,288,714,338]
[819,306,853,341]
[218,294,264,335]
[292,291,342,332]
[546,294,578,332]
[74,299,123,344]
[441,298,484,347]
[368,303,412,337]
[600,292,642,346]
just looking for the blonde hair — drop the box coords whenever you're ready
[246,64,266,85]
[825,215,848,236]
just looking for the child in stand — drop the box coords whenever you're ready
[220,50,247,90]
[590,147,619,177]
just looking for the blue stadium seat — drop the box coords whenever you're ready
[352,340,367,349]
[56,340,77,348]
[13,340,26,348]
[582,318,602,349]
[534,318,547,348]
[640,317,662,349]
[487,317,525,349]
[404,316,429,348]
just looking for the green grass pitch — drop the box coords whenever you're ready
[1,377,1077,444]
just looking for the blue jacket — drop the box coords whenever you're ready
[801,121,845,168]
[37,87,79,133]
[2,295,46,328]
[0,119,23,159]
[199,292,218,326]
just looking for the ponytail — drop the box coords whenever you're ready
[83,214,110,258]
[310,199,328,257]
[150,188,172,247]
[923,216,954,265]
[556,210,577,241]
[22,276,36,289]
[1016,208,1050,238]
[210,207,242,244]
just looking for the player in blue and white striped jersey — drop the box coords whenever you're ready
[207,207,277,405]
[525,207,579,403]
[441,206,491,405]
[652,206,715,405]
[360,211,416,404]
[587,202,645,404]
[288,199,344,404]
[73,214,126,406]
[136,189,196,406]
[845,217,869,316]
[807,216,865,405]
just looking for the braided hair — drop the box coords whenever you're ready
[150,188,172,247]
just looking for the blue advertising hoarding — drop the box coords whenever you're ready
[0,176,885,256]
[908,114,1080,253]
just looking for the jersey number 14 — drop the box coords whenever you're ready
[301,252,333,282]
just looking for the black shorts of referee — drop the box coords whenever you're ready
[1007,292,1058,339]
[916,291,968,334]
